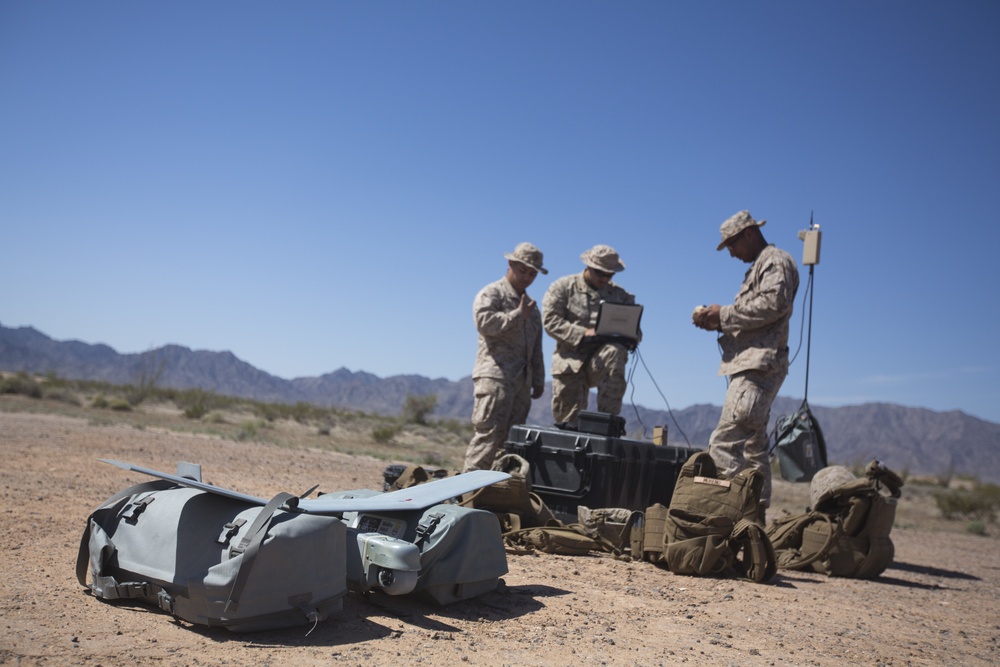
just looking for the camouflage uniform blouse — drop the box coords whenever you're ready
[718,245,800,377]
[472,277,545,391]
[542,272,637,375]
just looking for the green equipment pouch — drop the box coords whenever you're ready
[639,503,668,563]
[463,454,544,524]
[503,524,614,556]
[729,519,777,583]
[662,508,735,576]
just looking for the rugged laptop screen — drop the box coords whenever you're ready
[588,302,643,343]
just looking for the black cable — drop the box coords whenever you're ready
[788,268,813,368]
[626,352,644,433]
[803,262,815,402]
[716,330,729,388]
[630,347,692,447]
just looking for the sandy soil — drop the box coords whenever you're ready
[1,408,998,667]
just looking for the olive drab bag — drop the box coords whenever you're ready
[630,503,668,563]
[462,454,535,518]
[501,503,635,558]
[640,451,776,582]
[463,454,560,532]
[502,524,619,556]
[382,456,553,530]
[767,460,903,579]
[576,506,642,555]
[382,464,455,491]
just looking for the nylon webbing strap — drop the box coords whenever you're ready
[414,512,445,549]
[731,519,777,583]
[224,492,296,614]
[217,518,247,545]
[774,512,836,569]
[86,574,175,614]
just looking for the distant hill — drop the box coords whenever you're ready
[2,322,998,483]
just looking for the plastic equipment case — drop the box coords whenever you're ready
[576,410,626,437]
[504,424,699,523]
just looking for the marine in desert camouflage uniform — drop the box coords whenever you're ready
[462,243,548,472]
[693,211,800,515]
[543,245,639,427]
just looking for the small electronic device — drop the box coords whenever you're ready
[798,224,822,265]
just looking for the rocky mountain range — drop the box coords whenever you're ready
[2,322,998,483]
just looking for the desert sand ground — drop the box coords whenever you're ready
[1,406,998,667]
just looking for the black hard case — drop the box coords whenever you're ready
[504,424,699,523]
[576,410,626,437]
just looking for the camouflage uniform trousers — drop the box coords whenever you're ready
[708,368,786,509]
[463,376,532,472]
[551,343,629,425]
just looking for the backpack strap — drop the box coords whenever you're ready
[730,519,777,583]
[769,511,837,570]
[414,511,446,549]
[224,492,297,614]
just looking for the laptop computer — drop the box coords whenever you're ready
[581,301,643,347]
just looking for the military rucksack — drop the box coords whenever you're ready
[767,460,903,579]
[638,451,776,582]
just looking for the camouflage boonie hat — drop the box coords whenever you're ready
[504,242,547,274]
[581,244,626,273]
[717,210,766,251]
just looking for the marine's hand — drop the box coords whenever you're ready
[692,304,722,331]
[531,385,545,399]
[692,305,708,326]
[518,294,536,316]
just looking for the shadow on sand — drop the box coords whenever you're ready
[180,581,568,648]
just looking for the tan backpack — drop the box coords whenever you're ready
[638,451,776,582]
[767,460,903,579]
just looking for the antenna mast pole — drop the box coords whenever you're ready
[802,212,818,403]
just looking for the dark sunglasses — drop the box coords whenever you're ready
[725,228,749,248]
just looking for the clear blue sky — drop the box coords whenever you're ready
[3,2,998,423]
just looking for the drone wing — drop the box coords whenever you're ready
[98,459,509,513]
[99,459,270,505]
[297,470,510,514]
